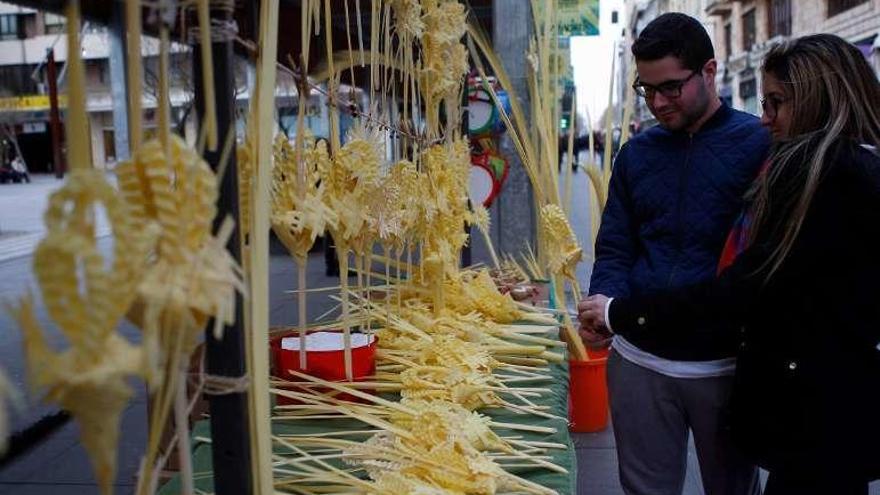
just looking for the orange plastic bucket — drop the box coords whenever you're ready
[568,348,610,432]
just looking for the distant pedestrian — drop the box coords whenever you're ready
[10,156,29,183]
[324,233,339,277]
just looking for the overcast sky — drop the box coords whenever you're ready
[570,0,626,130]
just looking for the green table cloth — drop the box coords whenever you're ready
[159,332,577,494]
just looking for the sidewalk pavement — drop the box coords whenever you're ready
[0,174,59,263]
[0,174,111,263]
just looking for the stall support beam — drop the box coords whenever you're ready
[192,6,253,495]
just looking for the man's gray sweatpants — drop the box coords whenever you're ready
[607,349,762,495]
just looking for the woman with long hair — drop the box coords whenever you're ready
[579,34,880,494]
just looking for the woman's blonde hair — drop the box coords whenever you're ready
[749,34,880,279]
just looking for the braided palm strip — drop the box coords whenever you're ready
[10,168,156,494]
[115,136,242,349]
[36,169,155,359]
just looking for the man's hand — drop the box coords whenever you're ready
[577,294,612,348]
[579,294,609,328]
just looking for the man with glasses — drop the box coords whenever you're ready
[578,13,770,495]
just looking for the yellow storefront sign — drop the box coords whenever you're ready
[0,94,68,112]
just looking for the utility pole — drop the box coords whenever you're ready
[47,48,64,178]
[491,0,535,254]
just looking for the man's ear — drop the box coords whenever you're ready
[703,59,718,81]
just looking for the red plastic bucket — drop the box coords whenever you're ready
[270,331,377,405]
[568,348,610,432]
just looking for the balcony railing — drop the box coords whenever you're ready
[705,0,733,16]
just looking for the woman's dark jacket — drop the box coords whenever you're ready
[609,140,880,479]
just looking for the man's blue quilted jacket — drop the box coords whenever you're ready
[589,104,771,360]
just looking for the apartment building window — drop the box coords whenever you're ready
[0,65,40,95]
[740,76,758,115]
[828,0,868,17]
[86,60,108,85]
[44,13,65,34]
[769,0,792,38]
[0,14,20,40]
[724,22,732,60]
[742,9,757,52]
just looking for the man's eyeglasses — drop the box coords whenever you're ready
[632,70,700,99]
[760,95,790,121]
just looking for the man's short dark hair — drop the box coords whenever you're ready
[631,13,714,71]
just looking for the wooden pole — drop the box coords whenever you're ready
[192,4,252,494]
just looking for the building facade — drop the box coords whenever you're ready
[0,2,356,174]
[622,0,880,124]
[0,2,206,172]
[709,0,880,113]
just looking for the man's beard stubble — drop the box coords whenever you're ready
[656,84,710,132]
